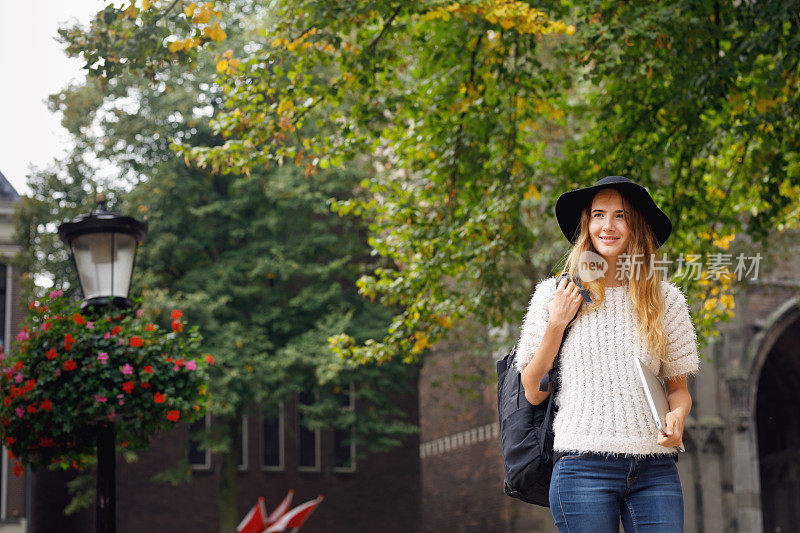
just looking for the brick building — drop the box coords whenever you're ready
[418,230,800,533]
[0,170,26,532]
[29,385,420,532]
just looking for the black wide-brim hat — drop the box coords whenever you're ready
[555,176,672,248]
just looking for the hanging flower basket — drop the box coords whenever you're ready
[0,290,212,474]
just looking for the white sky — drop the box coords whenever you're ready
[0,0,108,197]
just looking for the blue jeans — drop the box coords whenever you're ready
[549,453,684,532]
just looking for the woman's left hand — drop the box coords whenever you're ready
[657,409,685,448]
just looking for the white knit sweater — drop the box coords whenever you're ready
[515,277,700,456]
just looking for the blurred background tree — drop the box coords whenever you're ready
[17,4,417,530]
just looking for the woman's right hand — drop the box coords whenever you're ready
[546,277,584,329]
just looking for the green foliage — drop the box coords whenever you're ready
[0,293,208,471]
[56,1,800,385]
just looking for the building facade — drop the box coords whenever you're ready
[0,170,27,533]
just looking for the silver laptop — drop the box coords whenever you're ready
[633,358,685,453]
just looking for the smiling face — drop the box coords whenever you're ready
[588,188,631,260]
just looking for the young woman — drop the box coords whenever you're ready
[516,176,699,532]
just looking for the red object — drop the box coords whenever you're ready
[266,490,294,526]
[237,497,268,533]
[263,496,324,533]
[153,392,166,403]
[130,336,143,347]
[166,410,180,422]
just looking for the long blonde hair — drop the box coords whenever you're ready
[559,188,668,362]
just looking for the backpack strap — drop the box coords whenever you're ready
[537,273,594,392]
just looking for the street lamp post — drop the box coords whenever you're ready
[57,193,147,533]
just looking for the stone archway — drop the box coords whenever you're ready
[754,315,800,532]
[744,296,800,533]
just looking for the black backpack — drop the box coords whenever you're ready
[496,273,592,505]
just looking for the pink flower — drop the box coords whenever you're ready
[104,332,111,339]
[121,364,133,375]
[117,394,124,399]
[14,407,24,418]
[173,364,180,372]
[118,338,125,345]
[15,331,29,342]
[185,360,197,371]
[95,395,107,403]
[14,373,23,383]
[97,352,109,365]
[54,369,61,377]
[87,321,94,329]
[49,289,63,299]
[135,309,145,318]
[118,400,124,405]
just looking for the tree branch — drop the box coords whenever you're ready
[153,0,181,24]
[367,4,403,51]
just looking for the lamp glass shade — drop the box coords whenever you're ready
[71,232,137,300]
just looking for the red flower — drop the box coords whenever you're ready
[28,301,36,310]
[6,437,15,446]
[64,334,75,351]
[205,354,214,365]
[13,462,23,477]
[171,319,183,333]
[153,392,166,404]
[63,360,77,371]
[166,410,180,422]
[111,325,122,335]
[40,399,52,412]
[39,437,56,447]
[12,361,23,371]
[26,404,37,414]
[170,309,182,320]
[46,348,58,360]
[72,313,85,325]
[122,381,134,394]
[143,366,153,374]
[130,336,143,347]
[41,321,51,331]
[140,382,151,389]
[145,323,156,331]
[3,397,11,407]
[192,405,200,411]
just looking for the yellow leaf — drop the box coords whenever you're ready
[412,332,430,353]
[184,2,197,17]
[222,49,233,59]
[216,59,228,72]
[277,99,294,114]
[523,183,540,200]
[435,315,453,328]
[142,0,151,11]
[124,2,137,18]
[168,40,185,53]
